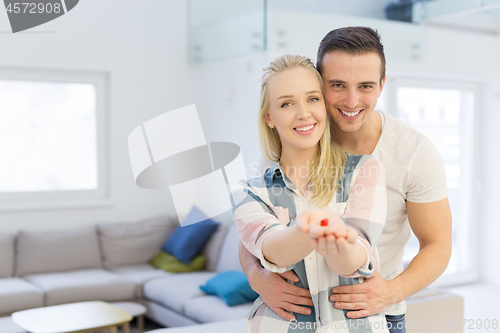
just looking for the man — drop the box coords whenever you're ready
[239,26,452,333]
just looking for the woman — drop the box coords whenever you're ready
[231,54,388,332]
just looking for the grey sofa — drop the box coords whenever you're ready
[0,213,252,328]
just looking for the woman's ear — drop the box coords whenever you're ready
[264,113,273,128]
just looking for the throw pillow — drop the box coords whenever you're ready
[150,251,206,273]
[199,270,259,306]
[98,216,177,269]
[162,206,219,264]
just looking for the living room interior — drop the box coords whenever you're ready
[1,0,500,332]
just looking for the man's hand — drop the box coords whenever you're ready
[239,241,314,321]
[250,268,314,321]
[329,271,399,318]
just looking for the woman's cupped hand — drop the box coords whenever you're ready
[295,207,358,256]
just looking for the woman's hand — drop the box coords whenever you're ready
[295,207,358,257]
[295,207,343,234]
[310,225,358,257]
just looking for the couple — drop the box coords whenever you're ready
[231,27,452,333]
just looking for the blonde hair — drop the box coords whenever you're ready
[258,54,347,207]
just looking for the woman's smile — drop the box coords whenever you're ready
[294,123,317,135]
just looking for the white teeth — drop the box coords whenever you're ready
[295,124,314,132]
[340,109,361,117]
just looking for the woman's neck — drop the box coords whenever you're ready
[279,147,318,195]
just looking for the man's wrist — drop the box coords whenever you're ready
[246,256,265,291]
[388,276,405,305]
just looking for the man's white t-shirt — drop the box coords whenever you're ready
[372,111,448,315]
[253,111,448,316]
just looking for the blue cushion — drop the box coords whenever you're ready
[162,206,219,264]
[199,270,259,306]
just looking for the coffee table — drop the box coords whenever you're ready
[110,302,147,331]
[11,301,132,333]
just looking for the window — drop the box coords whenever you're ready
[0,69,109,210]
[384,77,478,286]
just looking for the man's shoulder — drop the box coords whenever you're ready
[380,112,426,140]
[375,112,442,172]
[378,112,432,151]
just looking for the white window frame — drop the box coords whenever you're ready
[0,68,110,211]
[384,76,480,287]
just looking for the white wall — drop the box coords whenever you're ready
[0,0,195,231]
[192,53,269,177]
[478,82,500,287]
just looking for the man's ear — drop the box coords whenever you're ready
[379,75,387,96]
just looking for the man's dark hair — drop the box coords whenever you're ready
[317,26,386,82]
